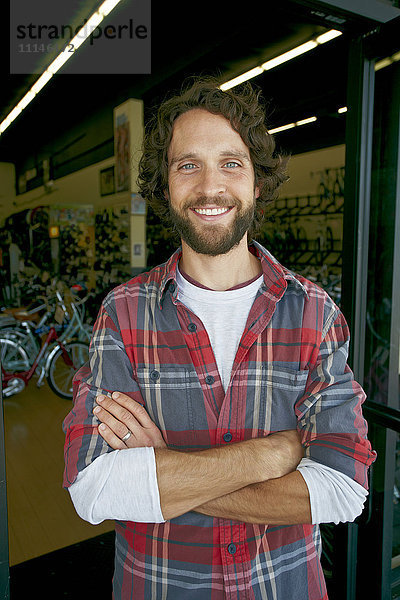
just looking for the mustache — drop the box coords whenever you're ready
[183,196,241,209]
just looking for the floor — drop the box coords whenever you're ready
[9,531,115,599]
[3,377,114,566]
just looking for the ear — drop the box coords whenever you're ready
[255,185,260,199]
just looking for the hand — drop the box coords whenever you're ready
[94,391,167,450]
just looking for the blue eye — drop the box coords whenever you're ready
[180,163,196,170]
[224,161,240,168]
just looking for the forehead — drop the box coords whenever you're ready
[168,108,250,156]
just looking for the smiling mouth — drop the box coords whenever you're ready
[192,207,232,216]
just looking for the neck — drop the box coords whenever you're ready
[179,236,262,291]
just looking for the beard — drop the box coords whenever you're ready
[169,195,256,256]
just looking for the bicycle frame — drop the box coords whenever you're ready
[1,326,72,391]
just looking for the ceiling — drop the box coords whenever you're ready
[0,0,397,165]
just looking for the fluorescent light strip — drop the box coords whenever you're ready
[0,0,123,135]
[269,123,296,134]
[262,40,318,71]
[220,67,264,91]
[220,29,342,91]
[268,115,317,135]
[375,50,400,72]
[296,116,317,126]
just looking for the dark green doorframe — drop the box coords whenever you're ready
[328,32,377,600]
[0,376,10,599]
[341,34,375,380]
[342,20,400,600]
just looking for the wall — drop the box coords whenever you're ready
[281,144,345,197]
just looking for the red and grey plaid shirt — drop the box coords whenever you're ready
[63,240,376,600]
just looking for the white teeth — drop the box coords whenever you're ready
[194,207,230,215]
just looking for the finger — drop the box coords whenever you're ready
[94,400,160,448]
[94,404,138,442]
[96,396,151,443]
[111,392,167,446]
[98,393,163,441]
[111,392,155,429]
[98,423,126,450]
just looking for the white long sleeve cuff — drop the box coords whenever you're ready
[297,457,368,524]
[68,447,166,524]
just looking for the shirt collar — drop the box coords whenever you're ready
[250,240,309,299]
[157,240,309,308]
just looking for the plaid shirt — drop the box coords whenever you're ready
[63,240,376,600]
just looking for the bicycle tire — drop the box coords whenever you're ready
[0,327,40,364]
[0,336,30,372]
[46,341,89,399]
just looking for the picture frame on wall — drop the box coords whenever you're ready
[100,166,115,196]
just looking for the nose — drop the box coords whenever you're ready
[194,165,226,198]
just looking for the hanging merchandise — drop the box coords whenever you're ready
[52,205,95,289]
[146,205,177,270]
[94,206,131,299]
[260,167,344,306]
[1,208,52,307]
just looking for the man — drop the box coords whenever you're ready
[63,78,376,600]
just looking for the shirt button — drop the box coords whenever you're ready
[227,543,237,555]
[188,323,197,332]
[223,432,232,443]
[150,370,160,382]
[205,375,215,385]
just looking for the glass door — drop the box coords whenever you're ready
[356,36,400,600]
[339,15,400,600]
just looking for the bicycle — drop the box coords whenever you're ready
[0,282,92,368]
[1,324,89,400]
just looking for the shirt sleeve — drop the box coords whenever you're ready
[295,300,377,490]
[297,457,368,524]
[62,289,148,489]
[68,447,166,524]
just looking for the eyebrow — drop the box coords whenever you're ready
[169,150,251,168]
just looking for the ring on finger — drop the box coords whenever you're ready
[122,430,132,442]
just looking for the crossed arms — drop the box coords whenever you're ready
[64,296,375,526]
[93,391,311,524]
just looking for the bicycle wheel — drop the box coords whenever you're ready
[47,341,89,399]
[0,327,40,365]
[0,336,30,372]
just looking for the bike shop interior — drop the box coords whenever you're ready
[1,1,400,599]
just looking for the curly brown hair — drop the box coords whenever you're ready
[137,76,290,239]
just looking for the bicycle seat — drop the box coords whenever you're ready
[3,307,42,322]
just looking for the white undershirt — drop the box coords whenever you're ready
[69,266,368,525]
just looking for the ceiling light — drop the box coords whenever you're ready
[47,52,73,75]
[0,0,123,135]
[338,106,347,114]
[2,105,22,128]
[296,116,317,126]
[262,40,318,71]
[375,50,400,72]
[69,12,105,52]
[30,71,54,95]
[316,30,342,44]
[99,0,123,17]
[268,115,318,135]
[375,57,393,71]
[220,67,264,91]
[16,91,36,112]
[268,123,296,134]
[220,30,342,91]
